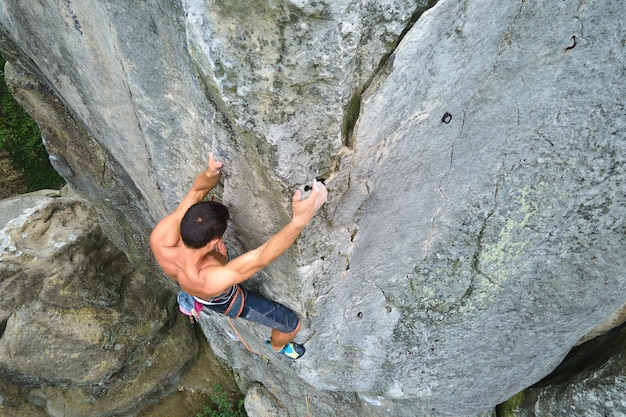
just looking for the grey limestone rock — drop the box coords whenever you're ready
[308,0,626,414]
[0,0,625,415]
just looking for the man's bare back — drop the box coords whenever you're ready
[153,235,229,299]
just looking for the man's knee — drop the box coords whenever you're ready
[290,319,301,334]
[278,316,300,335]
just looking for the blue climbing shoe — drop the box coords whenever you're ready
[266,340,306,359]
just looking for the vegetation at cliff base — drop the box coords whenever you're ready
[0,56,65,192]
[197,385,246,417]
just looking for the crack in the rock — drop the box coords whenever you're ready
[358,273,388,309]
[425,141,455,253]
[471,211,496,285]
[438,142,455,203]
[0,316,7,341]
[468,179,502,292]
[459,1,526,135]
[535,123,554,147]
[103,2,152,192]
[341,0,440,153]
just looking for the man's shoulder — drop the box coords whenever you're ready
[152,246,182,279]
[150,214,183,250]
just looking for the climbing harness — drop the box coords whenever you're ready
[220,285,245,319]
[176,288,270,363]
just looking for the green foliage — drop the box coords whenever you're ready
[0,56,65,192]
[196,385,246,417]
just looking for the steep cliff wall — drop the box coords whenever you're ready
[1,0,624,416]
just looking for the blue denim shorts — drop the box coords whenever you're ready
[202,285,300,333]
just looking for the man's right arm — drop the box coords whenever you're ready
[198,180,328,294]
[150,154,222,250]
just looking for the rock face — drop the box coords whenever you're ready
[504,323,626,416]
[0,190,197,416]
[1,0,625,416]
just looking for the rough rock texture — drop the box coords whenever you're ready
[0,0,625,416]
[317,0,626,413]
[576,303,626,345]
[244,382,289,417]
[0,190,197,416]
[504,323,626,416]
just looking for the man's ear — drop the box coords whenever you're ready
[215,239,228,256]
[206,238,221,251]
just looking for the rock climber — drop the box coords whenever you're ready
[149,154,327,359]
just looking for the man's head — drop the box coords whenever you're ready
[180,201,230,249]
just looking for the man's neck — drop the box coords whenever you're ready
[181,240,225,266]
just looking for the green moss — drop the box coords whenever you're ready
[496,390,525,417]
[0,56,65,191]
[213,0,277,19]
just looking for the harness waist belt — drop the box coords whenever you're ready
[194,285,236,306]
[195,285,245,319]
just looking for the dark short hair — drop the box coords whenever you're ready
[180,201,230,249]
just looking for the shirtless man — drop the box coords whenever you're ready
[149,154,327,359]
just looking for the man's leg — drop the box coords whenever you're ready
[269,320,301,351]
[237,286,305,358]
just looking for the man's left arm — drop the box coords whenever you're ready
[197,180,328,294]
[150,154,223,248]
